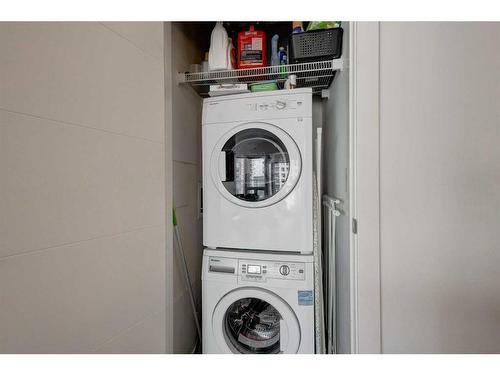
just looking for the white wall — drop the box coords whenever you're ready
[170,22,203,354]
[355,22,500,353]
[323,23,351,353]
[378,22,500,353]
[0,22,167,353]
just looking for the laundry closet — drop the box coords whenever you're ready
[1,21,497,356]
[166,22,351,354]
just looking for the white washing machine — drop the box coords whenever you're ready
[203,88,313,254]
[202,248,315,354]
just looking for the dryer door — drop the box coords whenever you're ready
[212,287,301,354]
[211,122,302,208]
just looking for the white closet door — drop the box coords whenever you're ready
[352,21,500,354]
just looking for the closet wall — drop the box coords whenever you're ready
[323,23,351,353]
[169,22,204,353]
[0,22,167,353]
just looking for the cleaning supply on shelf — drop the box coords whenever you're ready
[208,22,233,71]
[279,46,288,65]
[237,24,266,69]
[249,81,279,92]
[284,74,297,90]
[209,83,249,96]
[200,52,209,79]
[279,46,288,79]
[292,21,304,33]
[201,52,209,72]
[227,38,236,70]
[306,21,341,31]
[270,34,280,66]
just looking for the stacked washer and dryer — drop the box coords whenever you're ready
[202,88,316,354]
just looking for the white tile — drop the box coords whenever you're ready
[171,23,204,74]
[0,110,164,257]
[172,86,201,164]
[172,204,202,300]
[172,253,186,302]
[173,161,199,209]
[0,22,164,142]
[171,23,202,164]
[0,227,165,353]
[100,22,164,61]
[93,310,166,353]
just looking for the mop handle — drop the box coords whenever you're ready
[173,208,202,343]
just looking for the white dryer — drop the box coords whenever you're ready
[202,248,315,354]
[203,88,313,254]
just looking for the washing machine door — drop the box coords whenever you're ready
[212,287,301,354]
[211,122,302,208]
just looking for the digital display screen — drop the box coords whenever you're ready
[247,265,261,274]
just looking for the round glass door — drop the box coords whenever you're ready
[212,288,301,354]
[224,297,282,354]
[212,123,301,208]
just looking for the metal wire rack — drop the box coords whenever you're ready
[178,59,344,97]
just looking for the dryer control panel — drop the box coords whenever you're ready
[246,98,302,112]
[238,259,305,282]
[202,89,312,124]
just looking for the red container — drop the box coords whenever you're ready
[237,24,267,69]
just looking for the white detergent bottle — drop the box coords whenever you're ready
[208,22,229,71]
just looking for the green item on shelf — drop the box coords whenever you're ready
[306,21,341,31]
[249,81,279,92]
[278,46,288,79]
[279,65,288,80]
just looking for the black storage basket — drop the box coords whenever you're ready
[289,28,343,63]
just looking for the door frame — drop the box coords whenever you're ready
[349,22,382,354]
[164,22,174,354]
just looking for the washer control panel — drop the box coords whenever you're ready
[239,260,305,282]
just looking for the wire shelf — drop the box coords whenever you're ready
[178,59,344,97]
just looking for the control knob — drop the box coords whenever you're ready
[275,100,286,110]
[279,265,290,276]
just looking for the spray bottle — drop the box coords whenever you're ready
[271,34,280,66]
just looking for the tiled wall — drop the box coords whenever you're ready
[170,23,203,354]
[0,22,166,353]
